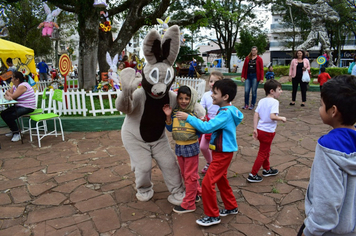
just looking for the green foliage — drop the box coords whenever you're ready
[176,46,203,63]
[263,66,348,77]
[263,66,290,77]
[3,0,53,56]
[235,26,269,59]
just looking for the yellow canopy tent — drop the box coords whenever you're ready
[0,38,38,82]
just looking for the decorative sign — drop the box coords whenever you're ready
[59,54,71,76]
[317,56,327,65]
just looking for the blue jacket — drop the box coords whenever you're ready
[186,105,243,152]
[37,61,48,73]
[265,71,275,80]
[304,128,356,236]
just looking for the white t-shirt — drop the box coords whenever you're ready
[255,97,279,133]
[200,90,220,119]
[352,64,356,76]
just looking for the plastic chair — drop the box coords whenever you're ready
[29,89,64,147]
[20,88,47,133]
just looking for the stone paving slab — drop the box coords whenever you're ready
[0,85,330,235]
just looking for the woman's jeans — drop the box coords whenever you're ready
[244,73,258,106]
[292,77,307,102]
[0,106,34,133]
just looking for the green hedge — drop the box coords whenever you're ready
[264,66,348,78]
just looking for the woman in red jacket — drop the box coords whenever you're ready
[241,46,264,110]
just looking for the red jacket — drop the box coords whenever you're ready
[318,72,331,86]
[241,56,264,82]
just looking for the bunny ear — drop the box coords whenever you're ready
[52,8,62,17]
[106,52,112,66]
[43,3,51,15]
[113,54,119,66]
[161,25,180,66]
[143,28,162,65]
[164,16,170,24]
[156,18,164,25]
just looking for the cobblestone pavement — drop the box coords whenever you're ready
[0,84,330,236]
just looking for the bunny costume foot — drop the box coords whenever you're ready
[116,25,205,205]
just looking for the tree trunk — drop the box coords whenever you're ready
[77,10,99,90]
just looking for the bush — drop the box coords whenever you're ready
[265,66,348,78]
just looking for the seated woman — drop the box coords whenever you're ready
[1,71,36,142]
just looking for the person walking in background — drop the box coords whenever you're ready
[317,67,331,91]
[297,75,356,236]
[37,59,49,81]
[176,79,244,226]
[348,54,356,74]
[289,50,310,107]
[241,46,264,110]
[163,86,202,214]
[322,51,330,67]
[265,65,275,81]
[199,71,224,174]
[247,79,286,183]
[188,58,197,78]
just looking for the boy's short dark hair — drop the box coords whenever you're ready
[320,67,326,73]
[264,79,281,96]
[321,75,356,125]
[6,58,12,64]
[177,85,191,97]
[213,79,237,102]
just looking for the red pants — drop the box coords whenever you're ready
[177,154,202,210]
[201,151,237,217]
[251,129,276,175]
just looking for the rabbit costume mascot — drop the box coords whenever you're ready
[37,3,61,37]
[116,25,205,204]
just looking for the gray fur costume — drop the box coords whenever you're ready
[115,25,205,204]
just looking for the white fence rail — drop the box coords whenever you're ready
[0,76,206,116]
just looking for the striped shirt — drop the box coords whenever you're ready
[14,82,36,109]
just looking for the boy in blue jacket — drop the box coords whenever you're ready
[297,75,356,236]
[176,78,244,226]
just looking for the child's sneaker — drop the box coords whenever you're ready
[173,205,195,214]
[201,163,210,174]
[242,104,249,109]
[195,195,201,203]
[248,104,254,110]
[219,208,238,216]
[196,216,221,226]
[11,133,21,142]
[247,173,263,183]
[262,168,279,177]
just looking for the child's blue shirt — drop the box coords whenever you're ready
[186,105,243,152]
[265,71,275,80]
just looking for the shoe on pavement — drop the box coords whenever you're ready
[195,195,201,203]
[173,205,195,214]
[196,216,221,226]
[201,163,210,174]
[11,133,21,142]
[248,104,254,110]
[242,104,249,109]
[247,173,263,183]
[219,208,238,217]
[5,132,13,137]
[262,168,279,177]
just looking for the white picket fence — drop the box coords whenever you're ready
[0,76,206,117]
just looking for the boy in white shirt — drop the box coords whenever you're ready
[247,79,286,183]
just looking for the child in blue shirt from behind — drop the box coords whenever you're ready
[298,75,356,236]
[176,79,244,227]
[265,65,275,80]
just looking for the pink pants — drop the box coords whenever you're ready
[251,129,276,175]
[42,27,53,37]
[201,151,237,217]
[200,134,212,164]
[177,154,202,210]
